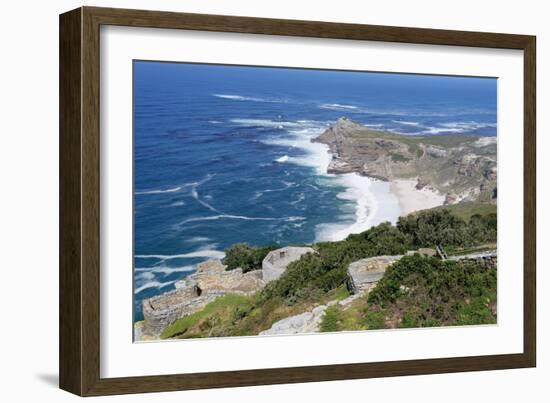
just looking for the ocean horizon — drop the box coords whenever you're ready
[133,61,497,321]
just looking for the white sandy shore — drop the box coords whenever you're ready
[390,179,446,216]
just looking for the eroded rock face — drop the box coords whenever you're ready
[141,260,265,337]
[347,255,403,294]
[262,246,315,283]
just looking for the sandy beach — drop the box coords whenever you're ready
[390,179,446,216]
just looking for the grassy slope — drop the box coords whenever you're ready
[162,285,351,339]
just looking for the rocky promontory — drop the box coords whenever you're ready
[312,117,497,204]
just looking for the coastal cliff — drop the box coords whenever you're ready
[312,117,497,205]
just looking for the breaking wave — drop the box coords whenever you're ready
[213,94,288,103]
[135,245,225,261]
[319,103,359,111]
[134,280,174,294]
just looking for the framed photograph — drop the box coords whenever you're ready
[59,6,536,396]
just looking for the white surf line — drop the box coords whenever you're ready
[189,173,300,225]
[134,280,174,294]
[135,249,226,261]
[135,173,214,195]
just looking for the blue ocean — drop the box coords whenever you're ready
[133,61,497,320]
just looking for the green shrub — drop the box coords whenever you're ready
[223,243,277,272]
[367,254,496,328]
[397,209,496,248]
[320,305,341,332]
[363,310,386,329]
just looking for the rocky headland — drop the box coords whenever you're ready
[312,117,497,207]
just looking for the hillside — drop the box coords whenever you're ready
[312,117,497,204]
[138,207,497,340]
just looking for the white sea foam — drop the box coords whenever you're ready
[314,174,400,242]
[290,192,305,205]
[474,136,497,147]
[135,265,195,274]
[420,121,497,135]
[275,155,289,163]
[319,103,358,111]
[134,280,174,294]
[178,214,304,225]
[167,201,185,207]
[254,181,295,199]
[135,247,225,261]
[213,94,287,103]
[271,127,332,175]
[185,236,211,243]
[135,186,186,195]
[236,117,331,174]
[393,120,423,126]
[178,214,280,225]
[136,174,213,196]
[231,118,305,128]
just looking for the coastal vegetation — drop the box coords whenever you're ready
[223,243,278,273]
[161,205,497,339]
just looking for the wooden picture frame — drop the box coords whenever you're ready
[59,6,536,396]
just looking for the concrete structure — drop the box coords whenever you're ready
[346,255,403,294]
[261,246,315,283]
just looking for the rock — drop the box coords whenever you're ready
[338,293,362,306]
[262,246,315,283]
[425,145,447,158]
[133,320,156,342]
[259,304,328,335]
[444,193,459,205]
[415,179,428,190]
[417,248,437,257]
[347,255,402,294]
[484,166,497,180]
[142,289,217,337]
[142,260,265,337]
[176,260,264,295]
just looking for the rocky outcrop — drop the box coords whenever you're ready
[174,259,264,294]
[259,304,330,336]
[262,246,315,283]
[140,247,317,339]
[313,117,497,204]
[347,255,402,294]
[141,260,265,337]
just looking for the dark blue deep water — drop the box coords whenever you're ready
[133,62,497,320]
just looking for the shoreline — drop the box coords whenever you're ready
[389,178,446,216]
[298,128,445,241]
